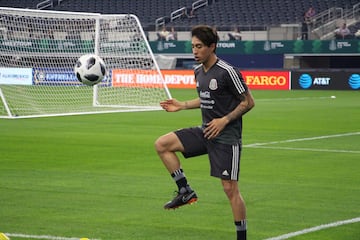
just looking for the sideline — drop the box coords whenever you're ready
[264,217,360,240]
[5,217,360,240]
[5,233,100,240]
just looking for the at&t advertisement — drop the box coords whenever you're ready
[291,70,360,90]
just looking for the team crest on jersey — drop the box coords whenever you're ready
[209,78,218,90]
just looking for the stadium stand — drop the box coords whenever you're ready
[0,0,359,69]
[1,0,359,33]
[0,0,40,9]
[52,0,196,31]
[169,0,360,30]
[50,0,360,31]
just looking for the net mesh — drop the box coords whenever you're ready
[0,7,170,118]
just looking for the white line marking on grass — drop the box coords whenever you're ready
[256,96,333,102]
[264,217,360,240]
[245,132,360,148]
[251,146,360,154]
[5,233,100,240]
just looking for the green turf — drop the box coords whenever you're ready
[0,89,359,240]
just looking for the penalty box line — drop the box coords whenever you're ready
[255,96,333,102]
[244,132,360,148]
[264,217,360,240]
[249,145,360,154]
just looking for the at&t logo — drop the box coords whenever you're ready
[348,74,360,89]
[298,74,312,89]
[298,74,331,89]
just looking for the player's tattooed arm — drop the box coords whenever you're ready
[224,90,255,123]
[204,90,255,139]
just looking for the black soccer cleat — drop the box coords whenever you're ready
[164,186,198,209]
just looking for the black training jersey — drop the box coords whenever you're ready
[194,59,248,144]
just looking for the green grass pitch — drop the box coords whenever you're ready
[0,89,359,240]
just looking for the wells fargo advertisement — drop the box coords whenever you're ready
[112,69,290,90]
[241,70,290,90]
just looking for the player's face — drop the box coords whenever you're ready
[191,36,214,64]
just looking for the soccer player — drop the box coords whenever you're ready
[154,25,255,240]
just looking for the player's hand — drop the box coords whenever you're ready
[203,117,229,139]
[160,98,182,112]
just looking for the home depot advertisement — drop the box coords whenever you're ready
[112,69,290,90]
[112,69,195,89]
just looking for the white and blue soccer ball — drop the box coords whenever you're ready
[74,54,106,86]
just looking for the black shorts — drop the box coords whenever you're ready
[174,127,242,181]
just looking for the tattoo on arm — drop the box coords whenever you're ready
[225,92,254,122]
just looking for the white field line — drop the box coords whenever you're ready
[264,217,360,240]
[256,96,333,102]
[245,132,360,148]
[251,146,360,154]
[5,233,100,240]
[6,217,359,240]
[248,132,360,239]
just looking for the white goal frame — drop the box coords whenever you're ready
[0,7,171,119]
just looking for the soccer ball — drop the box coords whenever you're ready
[74,54,106,86]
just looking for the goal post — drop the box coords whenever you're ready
[0,7,172,118]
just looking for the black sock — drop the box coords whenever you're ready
[235,220,247,240]
[171,169,188,190]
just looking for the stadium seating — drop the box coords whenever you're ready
[0,0,40,9]
[348,21,360,38]
[171,0,360,30]
[1,0,359,31]
[52,0,195,30]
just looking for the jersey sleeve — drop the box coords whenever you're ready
[225,67,248,96]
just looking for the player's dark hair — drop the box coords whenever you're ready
[191,25,219,50]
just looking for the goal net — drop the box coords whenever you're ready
[0,7,171,118]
